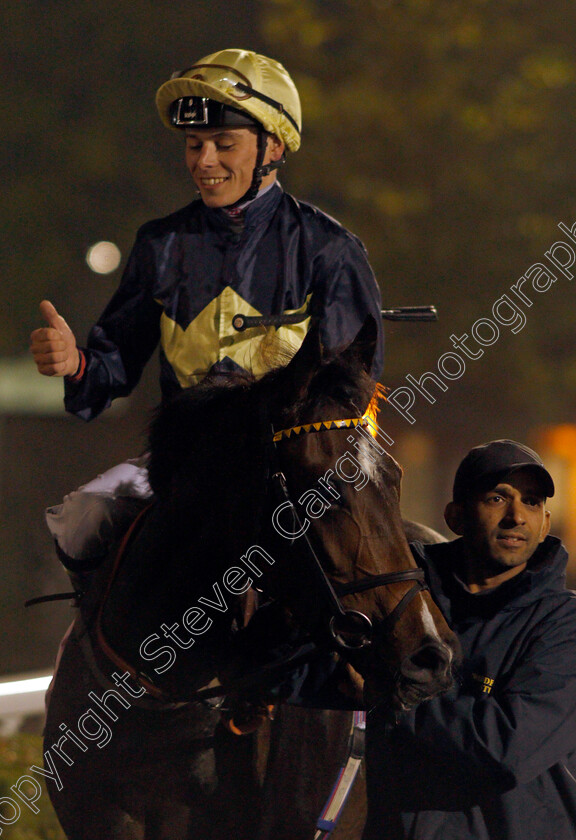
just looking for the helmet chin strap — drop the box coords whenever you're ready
[227,130,285,208]
[258,153,286,179]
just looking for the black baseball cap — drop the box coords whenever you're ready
[453,439,555,502]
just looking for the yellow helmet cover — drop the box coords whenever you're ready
[156,48,302,152]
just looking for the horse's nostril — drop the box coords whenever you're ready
[400,641,452,684]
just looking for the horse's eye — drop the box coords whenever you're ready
[326,477,348,507]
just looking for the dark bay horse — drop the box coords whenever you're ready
[43,317,458,839]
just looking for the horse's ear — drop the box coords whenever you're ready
[279,318,324,402]
[338,315,378,374]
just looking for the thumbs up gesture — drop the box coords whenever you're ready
[30,300,81,377]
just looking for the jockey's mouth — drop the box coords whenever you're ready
[199,176,230,186]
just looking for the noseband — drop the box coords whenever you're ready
[271,414,428,652]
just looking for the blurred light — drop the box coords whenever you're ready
[86,240,121,274]
[0,675,52,697]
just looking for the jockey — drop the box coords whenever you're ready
[30,48,384,586]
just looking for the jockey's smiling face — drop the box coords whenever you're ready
[184,127,284,208]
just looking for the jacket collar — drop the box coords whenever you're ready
[203,181,283,235]
[411,535,569,624]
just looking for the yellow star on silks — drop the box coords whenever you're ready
[158,286,312,388]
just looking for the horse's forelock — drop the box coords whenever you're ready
[272,354,376,428]
[148,344,376,496]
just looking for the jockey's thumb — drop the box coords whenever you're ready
[40,300,75,340]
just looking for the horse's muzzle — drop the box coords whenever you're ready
[394,637,456,709]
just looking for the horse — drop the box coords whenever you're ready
[43,316,459,840]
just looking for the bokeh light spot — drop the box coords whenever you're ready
[86,241,122,274]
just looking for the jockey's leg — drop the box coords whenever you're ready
[46,457,153,591]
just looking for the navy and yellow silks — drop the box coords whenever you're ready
[64,183,384,422]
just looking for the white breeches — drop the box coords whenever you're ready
[45,458,153,561]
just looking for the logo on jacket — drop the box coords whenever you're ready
[472,672,495,694]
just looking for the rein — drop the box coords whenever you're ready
[94,505,174,702]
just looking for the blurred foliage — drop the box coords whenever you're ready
[259,0,576,438]
[0,735,64,839]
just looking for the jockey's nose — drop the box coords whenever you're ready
[197,141,219,167]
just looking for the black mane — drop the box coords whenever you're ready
[147,339,376,499]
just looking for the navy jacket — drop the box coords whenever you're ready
[65,183,384,421]
[364,536,576,840]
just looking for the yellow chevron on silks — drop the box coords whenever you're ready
[158,287,312,388]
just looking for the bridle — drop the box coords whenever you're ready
[84,408,429,706]
[270,413,428,652]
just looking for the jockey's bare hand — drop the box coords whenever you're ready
[30,300,80,377]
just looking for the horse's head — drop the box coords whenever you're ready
[146,316,458,709]
[256,316,460,711]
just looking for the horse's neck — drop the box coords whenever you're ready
[93,504,251,695]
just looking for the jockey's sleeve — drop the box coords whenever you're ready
[311,235,385,381]
[64,233,161,422]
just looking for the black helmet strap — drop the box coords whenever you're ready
[228,129,285,207]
